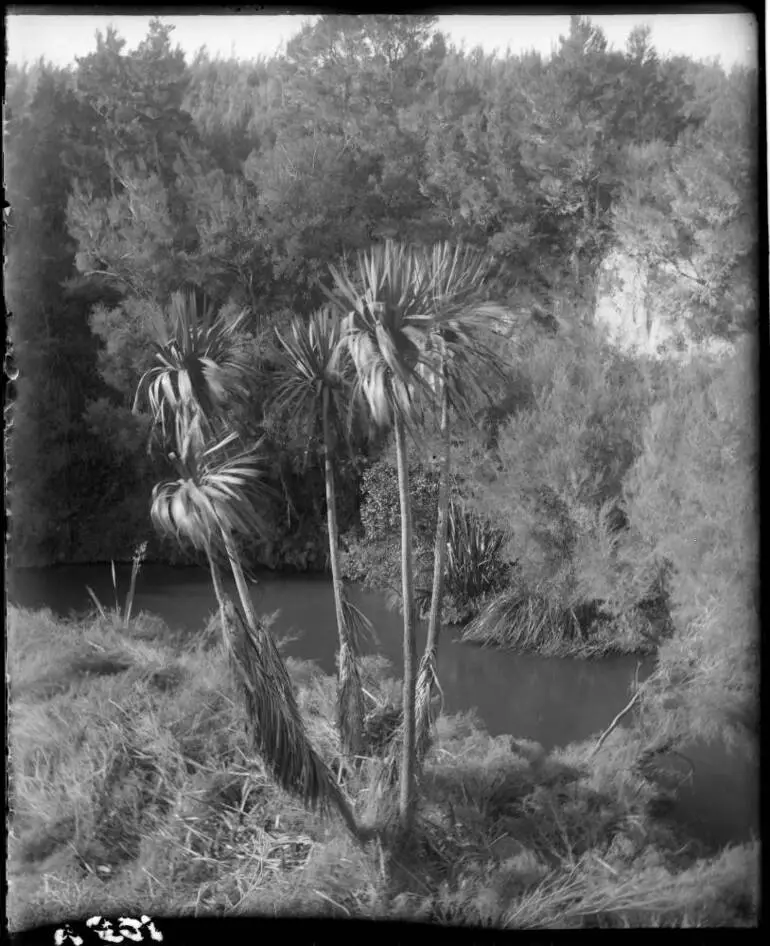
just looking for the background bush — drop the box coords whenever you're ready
[6,15,757,569]
[461,321,669,644]
[622,338,758,756]
[341,454,510,623]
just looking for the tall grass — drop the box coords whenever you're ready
[85,541,148,628]
[461,581,656,658]
[462,586,577,651]
[7,606,757,932]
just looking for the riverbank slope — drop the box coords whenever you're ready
[7,606,758,931]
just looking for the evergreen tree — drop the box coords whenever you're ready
[6,65,141,565]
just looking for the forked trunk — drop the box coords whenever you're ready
[416,368,451,764]
[323,398,365,758]
[395,417,417,833]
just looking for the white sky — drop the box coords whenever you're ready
[6,11,758,70]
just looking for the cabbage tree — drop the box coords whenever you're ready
[414,242,510,765]
[272,307,375,760]
[134,291,364,838]
[326,241,436,832]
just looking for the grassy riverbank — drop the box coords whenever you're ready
[7,606,758,931]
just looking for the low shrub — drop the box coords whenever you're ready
[344,457,510,624]
[623,338,758,757]
[435,499,512,623]
[457,322,666,656]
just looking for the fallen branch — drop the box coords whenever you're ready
[591,687,643,758]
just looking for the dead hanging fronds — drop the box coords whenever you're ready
[340,587,379,650]
[335,584,378,760]
[414,650,446,768]
[359,640,442,798]
[358,700,403,801]
[337,638,366,760]
[362,702,403,757]
[372,713,406,798]
[218,596,363,841]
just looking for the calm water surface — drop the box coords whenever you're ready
[9,564,758,848]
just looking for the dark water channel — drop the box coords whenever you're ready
[9,565,759,850]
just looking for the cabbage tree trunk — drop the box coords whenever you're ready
[323,393,365,759]
[395,416,417,833]
[416,366,450,764]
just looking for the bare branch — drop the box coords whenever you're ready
[591,685,643,757]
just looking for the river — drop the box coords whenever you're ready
[8,563,759,850]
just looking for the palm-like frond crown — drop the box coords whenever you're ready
[134,291,251,449]
[326,240,436,432]
[151,428,270,559]
[272,306,361,460]
[416,241,511,421]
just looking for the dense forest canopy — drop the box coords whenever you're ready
[5,14,757,571]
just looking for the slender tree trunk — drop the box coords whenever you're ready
[220,528,261,639]
[323,405,348,640]
[416,368,450,763]
[323,397,364,758]
[394,417,417,833]
[207,549,228,621]
[206,548,247,687]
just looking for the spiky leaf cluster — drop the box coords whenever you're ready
[134,290,251,450]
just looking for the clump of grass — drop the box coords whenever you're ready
[7,605,182,703]
[461,583,658,657]
[500,840,759,928]
[461,586,587,653]
[8,605,257,928]
[85,542,148,629]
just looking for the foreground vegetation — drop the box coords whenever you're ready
[7,606,759,931]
